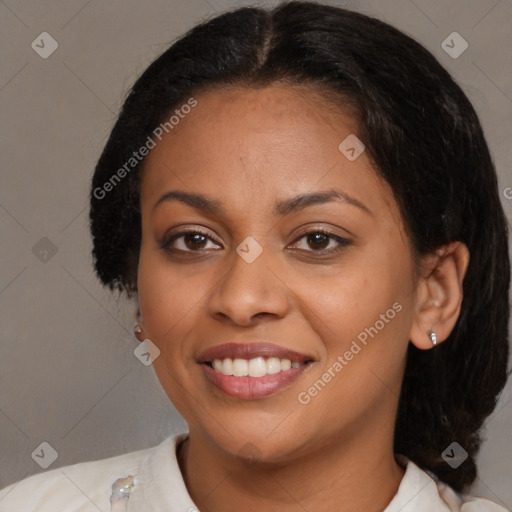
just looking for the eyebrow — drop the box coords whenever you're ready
[152,189,372,217]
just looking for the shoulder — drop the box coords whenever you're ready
[436,479,509,512]
[385,456,509,512]
[0,434,184,512]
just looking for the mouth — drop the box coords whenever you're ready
[197,342,314,399]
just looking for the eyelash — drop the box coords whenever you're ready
[161,227,351,256]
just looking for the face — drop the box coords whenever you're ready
[137,83,420,462]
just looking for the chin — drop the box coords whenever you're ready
[196,418,317,466]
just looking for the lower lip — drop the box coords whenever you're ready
[200,363,310,400]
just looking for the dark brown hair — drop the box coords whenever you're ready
[89,1,510,491]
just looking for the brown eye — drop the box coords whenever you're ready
[183,233,208,250]
[290,229,351,254]
[162,229,222,252]
[306,232,330,250]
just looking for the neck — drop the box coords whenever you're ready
[177,422,405,512]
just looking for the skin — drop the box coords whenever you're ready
[135,83,469,512]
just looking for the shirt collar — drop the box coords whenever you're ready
[127,434,459,511]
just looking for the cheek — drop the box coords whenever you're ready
[136,249,205,410]
[137,247,204,341]
[293,269,411,430]
[307,253,411,339]
[302,242,414,390]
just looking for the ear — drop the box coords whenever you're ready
[410,241,470,350]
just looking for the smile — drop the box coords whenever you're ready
[207,357,304,377]
[197,342,314,399]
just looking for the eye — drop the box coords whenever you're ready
[289,228,351,254]
[162,229,222,252]
[161,227,351,255]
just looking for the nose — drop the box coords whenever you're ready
[206,242,290,327]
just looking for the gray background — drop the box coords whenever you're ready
[1,0,511,507]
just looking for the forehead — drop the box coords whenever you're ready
[139,83,394,218]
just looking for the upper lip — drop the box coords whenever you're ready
[197,342,313,363]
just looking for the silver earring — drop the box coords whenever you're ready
[428,329,437,346]
[134,322,143,335]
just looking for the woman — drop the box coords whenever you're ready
[1,1,509,510]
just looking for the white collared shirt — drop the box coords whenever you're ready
[0,433,507,511]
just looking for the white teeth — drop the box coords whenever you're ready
[210,357,305,376]
[232,358,249,377]
[266,357,281,374]
[221,358,233,376]
[248,357,267,377]
[214,358,234,375]
[280,359,291,371]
